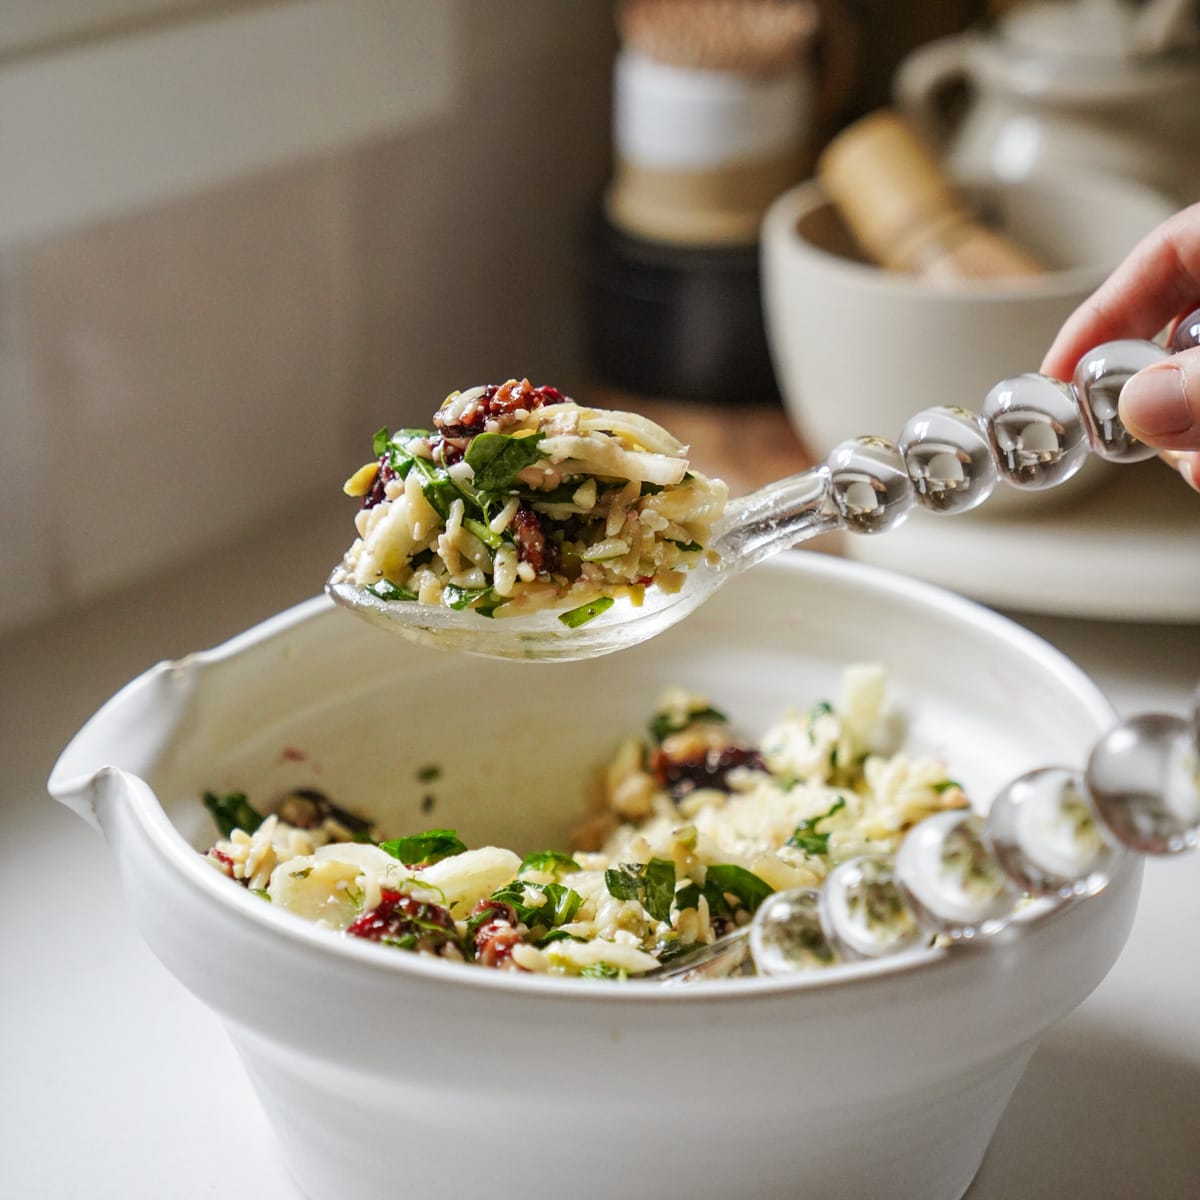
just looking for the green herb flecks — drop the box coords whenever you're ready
[488,880,583,932]
[786,797,848,856]
[649,704,727,744]
[416,764,442,784]
[203,791,265,839]
[806,700,833,742]
[675,864,774,919]
[379,829,467,867]
[519,850,581,879]
[466,431,546,493]
[604,858,676,924]
[444,584,496,612]
[578,962,626,980]
[365,579,418,603]
[559,596,614,628]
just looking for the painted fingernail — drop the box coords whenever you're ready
[1119,365,1194,438]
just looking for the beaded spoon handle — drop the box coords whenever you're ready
[649,689,1200,983]
[328,310,1200,662]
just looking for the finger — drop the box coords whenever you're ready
[1119,346,1200,451]
[1040,202,1200,381]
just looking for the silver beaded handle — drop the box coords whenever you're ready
[816,308,1200,535]
[650,689,1200,983]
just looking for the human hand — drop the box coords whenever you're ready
[1041,202,1200,492]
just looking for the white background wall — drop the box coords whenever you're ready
[0,0,616,633]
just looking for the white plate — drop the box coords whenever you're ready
[844,459,1200,622]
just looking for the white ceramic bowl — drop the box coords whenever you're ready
[760,174,1175,512]
[49,554,1139,1200]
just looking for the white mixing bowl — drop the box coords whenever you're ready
[49,553,1138,1200]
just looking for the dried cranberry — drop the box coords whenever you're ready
[466,899,524,968]
[433,379,555,438]
[511,507,559,574]
[653,745,767,800]
[206,849,236,879]
[474,922,525,968]
[347,889,460,955]
[361,456,396,510]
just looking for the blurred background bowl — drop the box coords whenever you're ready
[760,173,1175,512]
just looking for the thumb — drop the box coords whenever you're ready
[1118,347,1200,452]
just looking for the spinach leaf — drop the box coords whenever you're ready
[379,829,467,866]
[559,596,614,628]
[366,579,418,603]
[675,864,774,919]
[604,858,676,923]
[203,791,265,838]
[466,432,545,492]
[489,880,583,930]
[649,704,727,744]
[372,426,391,457]
[786,797,847,856]
[519,849,581,879]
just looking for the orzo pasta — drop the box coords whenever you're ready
[202,666,969,979]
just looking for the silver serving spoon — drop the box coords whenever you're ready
[647,692,1200,983]
[328,322,1196,663]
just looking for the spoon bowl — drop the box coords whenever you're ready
[328,470,838,661]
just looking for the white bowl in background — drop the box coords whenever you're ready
[49,554,1138,1200]
[760,174,1175,513]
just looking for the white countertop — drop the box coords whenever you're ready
[3,500,1198,1199]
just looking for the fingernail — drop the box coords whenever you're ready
[1120,365,1194,438]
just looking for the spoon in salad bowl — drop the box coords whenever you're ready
[327,322,1196,662]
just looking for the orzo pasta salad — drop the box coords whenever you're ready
[202,666,969,979]
[330,379,728,626]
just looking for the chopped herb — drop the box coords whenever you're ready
[676,864,774,919]
[379,829,467,866]
[667,539,703,553]
[786,797,848,856]
[466,431,546,492]
[806,700,834,742]
[489,880,583,930]
[416,764,443,784]
[649,704,727,744]
[444,584,495,611]
[537,929,586,946]
[203,791,265,839]
[289,867,313,880]
[250,888,271,901]
[933,779,964,794]
[463,516,504,549]
[366,579,418,603]
[604,859,676,923]
[519,849,581,879]
[579,962,625,979]
[653,936,704,965]
[639,481,665,496]
[559,596,614,628]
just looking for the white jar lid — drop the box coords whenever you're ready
[614,48,811,171]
